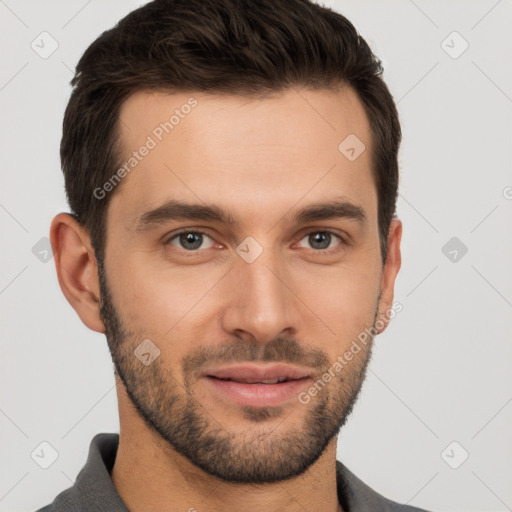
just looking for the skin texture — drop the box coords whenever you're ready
[50,86,402,512]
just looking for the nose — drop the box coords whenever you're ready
[219,245,302,344]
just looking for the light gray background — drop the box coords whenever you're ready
[1,1,511,511]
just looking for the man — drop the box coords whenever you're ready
[38,0,429,510]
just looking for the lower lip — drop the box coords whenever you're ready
[204,376,311,408]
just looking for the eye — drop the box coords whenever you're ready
[297,231,344,252]
[166,231,215,251]
[164,229,346,254]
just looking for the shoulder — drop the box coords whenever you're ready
[33,433,125,512]
[336,461,432,512]
[33,487,86,512]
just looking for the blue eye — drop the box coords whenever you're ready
[165,229,345,254]
[297,231,343,251]
[167,231,215,251]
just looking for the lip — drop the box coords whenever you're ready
[201,364,313,408]
[203,363,311,382]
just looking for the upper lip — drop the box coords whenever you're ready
[203,364,312,383]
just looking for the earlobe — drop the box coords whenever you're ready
[50,213,106,333]
[376,218,402,335]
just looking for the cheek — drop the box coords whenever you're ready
[106,236,381,357]
[297,264,380,345]
[106,252,221,343]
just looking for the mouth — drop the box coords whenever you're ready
[201,364,312,408]
[210,376,294,384]
[204,363,311,382]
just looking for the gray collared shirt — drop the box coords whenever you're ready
[36,433,430,511]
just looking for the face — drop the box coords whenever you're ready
[97,87,395,483]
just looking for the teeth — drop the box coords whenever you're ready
[261,378,279,384]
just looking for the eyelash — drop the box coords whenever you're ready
[164,229,348,254]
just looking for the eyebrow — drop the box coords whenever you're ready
[135,197,366,232]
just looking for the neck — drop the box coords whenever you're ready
[111,403,342,512]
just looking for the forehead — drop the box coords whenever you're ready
[108,87,376,232]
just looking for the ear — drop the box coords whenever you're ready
[375,217,402,334]
[50,213,105,333]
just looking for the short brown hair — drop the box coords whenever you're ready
[61,0,401,265]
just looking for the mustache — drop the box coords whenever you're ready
[182,336,331,377]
